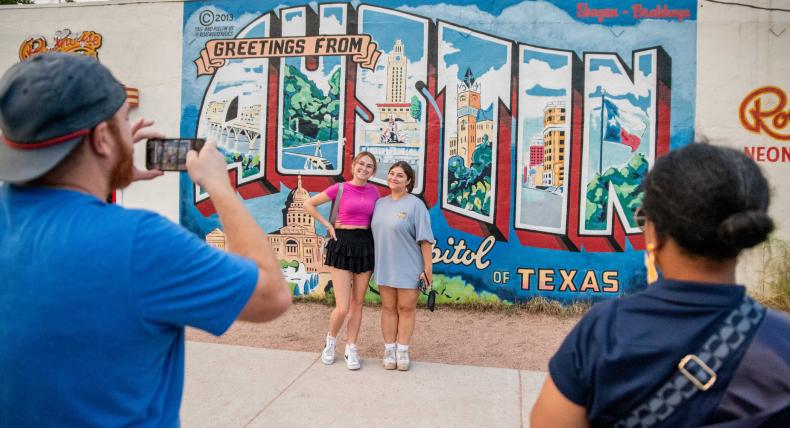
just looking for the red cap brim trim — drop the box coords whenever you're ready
[3,129,90,150]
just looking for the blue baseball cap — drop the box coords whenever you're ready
[0,52,127,183]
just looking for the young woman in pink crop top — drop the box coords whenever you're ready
[304,151,380,370]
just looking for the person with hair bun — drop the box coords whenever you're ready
[371,161,434,371]
[531,143,790,427]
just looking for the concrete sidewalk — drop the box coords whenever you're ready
[181,341,547,428]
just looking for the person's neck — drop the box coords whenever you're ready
[657,241,737,284]
[349,177,367,186]
[390,189,408,200]
[33,164,110,201]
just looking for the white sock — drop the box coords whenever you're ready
[346,343,357,351]
[396,343,409,352]
[326,335,336,345]
[384,343,396,351]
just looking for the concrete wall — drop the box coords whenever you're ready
[696,1,790,289]
[0,0,184,222]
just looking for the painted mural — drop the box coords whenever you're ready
[18,29,103,60]
[16,30,140,109]
[740,86,790,164]
[180,0,696,304]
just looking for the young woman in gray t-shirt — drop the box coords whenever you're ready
[371,161,435,371]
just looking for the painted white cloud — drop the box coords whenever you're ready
[438,37,461,57]
[320,13,344,34]
[521,59,569,91]
[587,62,652,101]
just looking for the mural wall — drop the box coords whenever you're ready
[179,0,696,304]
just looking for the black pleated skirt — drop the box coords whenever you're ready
[324,229,375,274]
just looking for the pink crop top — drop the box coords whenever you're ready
[325,182,380,227]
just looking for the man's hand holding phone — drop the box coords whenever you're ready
[132,118,165,183]
[185,139,232,196]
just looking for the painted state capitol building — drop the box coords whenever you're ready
[205,176,328,274]
[268,176,327,273]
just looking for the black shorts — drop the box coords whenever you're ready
[324,229,375,274]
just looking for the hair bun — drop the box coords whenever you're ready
[717,210,774,252]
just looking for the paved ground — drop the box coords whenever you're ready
[181,341,547,428]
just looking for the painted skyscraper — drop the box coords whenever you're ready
[386,39,406,103]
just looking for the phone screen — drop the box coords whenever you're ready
[145,138,205,171]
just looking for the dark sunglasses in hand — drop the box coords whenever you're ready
[418,274,436,312]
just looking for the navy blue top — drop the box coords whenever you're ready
[549,278,790,427]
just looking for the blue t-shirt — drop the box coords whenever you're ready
[549,278,790,427]
[0,185,258,427]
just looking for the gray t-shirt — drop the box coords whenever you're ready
[371,194,435,289]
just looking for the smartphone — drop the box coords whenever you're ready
[145,138,206,171]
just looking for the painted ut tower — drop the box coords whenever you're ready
[386,39,407,103]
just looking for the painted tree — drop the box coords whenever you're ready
[584,152,647,230]
[410,95,421,121]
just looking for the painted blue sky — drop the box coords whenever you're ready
[589,87,651,113]
[322,6,343,23]
[639,55,653,75]
[321,57,341,76]
[443,28,509,82]
[523,49,567,69]
[590,58,622,74]
[526,84,566,97]
[214,79,257,94]
[361,9,425,62]
[284,9,303,23]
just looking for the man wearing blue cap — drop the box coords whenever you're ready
[0,52,291,426]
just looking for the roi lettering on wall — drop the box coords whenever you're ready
[180,0,696,303]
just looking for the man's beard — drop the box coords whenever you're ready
[108,144,133,191]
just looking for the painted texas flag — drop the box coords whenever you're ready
[602,99,647,152]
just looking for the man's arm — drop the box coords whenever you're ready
[186,141,290,322]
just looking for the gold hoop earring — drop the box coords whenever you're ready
[645,243,658,284]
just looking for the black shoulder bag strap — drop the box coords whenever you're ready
[328,183,344,227]
[614,294,767,428]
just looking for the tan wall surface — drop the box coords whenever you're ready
[0,0,183,222]
[697,1,790,288]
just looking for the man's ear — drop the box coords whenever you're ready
[87,121,114,159]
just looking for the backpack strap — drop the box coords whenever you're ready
[327,183,343,227]
[614,294,766,428]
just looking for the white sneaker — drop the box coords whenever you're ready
[396,348,410,371]
[382,347,397,370]
[344,344,361,370]
[321,337,336,365]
